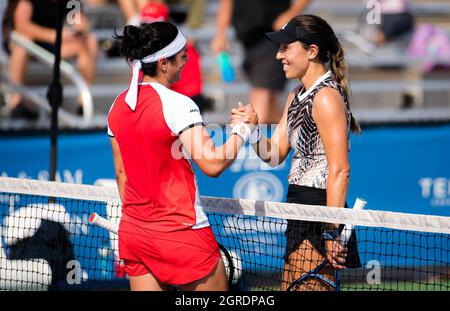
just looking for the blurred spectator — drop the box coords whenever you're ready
[4,0,98,119]
[84,0,149,59]
[140,2,213,112]
[140,1,169,23]
[0,0,4,57]
[359,0,414,46]
[342,0,414,55]
[0,0,6,116]
[86,0,206,29]
[211,0,311,124]
[117,0,148,26]
[151,0,207,29]
[375,0,414,45]
[408,24,450,73]
[84,0,148,26]
[116,0,147,25]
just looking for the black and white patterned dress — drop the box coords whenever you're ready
[287,71,351,190]
[283,71,361,267]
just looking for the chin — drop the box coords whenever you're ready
[285,72,295,80]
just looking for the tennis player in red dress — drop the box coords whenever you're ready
[108,22,259,291]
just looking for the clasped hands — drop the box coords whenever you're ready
[230,102,259,131]
[229,102,260,144]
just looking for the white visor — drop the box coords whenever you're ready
[125,30,187,111]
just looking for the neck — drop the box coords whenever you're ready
[300,64,328,90]
[142,75,171,88]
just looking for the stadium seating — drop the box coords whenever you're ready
[3,0,450,126]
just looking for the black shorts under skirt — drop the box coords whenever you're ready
[284,184,361,268]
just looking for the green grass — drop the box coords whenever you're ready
[341,280,450,291]
[250,280,450,291]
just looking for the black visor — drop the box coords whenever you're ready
[265,18,321,48]
[265,19,300,44]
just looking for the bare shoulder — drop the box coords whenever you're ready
[313,87,346,113]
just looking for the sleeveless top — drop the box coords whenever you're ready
[287,71,351,189]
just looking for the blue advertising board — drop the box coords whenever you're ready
[2,125,449,215]
[0,124,449,282]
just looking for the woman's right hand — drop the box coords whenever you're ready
[325,239,348,270]
[230,102,259,131]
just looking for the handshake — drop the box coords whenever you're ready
[230,102,261,144]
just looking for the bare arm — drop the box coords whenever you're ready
[273,0,311,30]
[71,12,91,34]
[14,0,56,43]
[313,88,350,210]
[135,0,149,11]
[179,125,247,178]
[232,93,294,167]
[116,0,138,21]
[313,88,350,270]
[211,0,233,54]
[110,137,126,202]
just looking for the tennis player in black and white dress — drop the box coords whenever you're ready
[231,15,362,291]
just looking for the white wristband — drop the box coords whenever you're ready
[231,123,251,143]
[249,125,261,144]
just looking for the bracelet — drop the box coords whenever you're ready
[322,229,340,240]
[249,125,262,144]
[230,123,251,143]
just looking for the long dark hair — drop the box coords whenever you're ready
[114,22,179,77]
[294,15,361,134]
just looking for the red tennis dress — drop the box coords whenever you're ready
[107,82,220,285]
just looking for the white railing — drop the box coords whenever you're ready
[0,73,94,128]
[8,31,94,124]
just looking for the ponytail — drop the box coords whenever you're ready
[330,39,362,135]
[293,15,362,135]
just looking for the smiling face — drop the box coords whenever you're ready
[166,46,188,84]
[276,41,312,80]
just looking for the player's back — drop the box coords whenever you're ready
[107,83,205,231]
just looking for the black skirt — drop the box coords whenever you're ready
[284,184,361,268]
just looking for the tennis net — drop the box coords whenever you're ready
[0,177,449,291]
